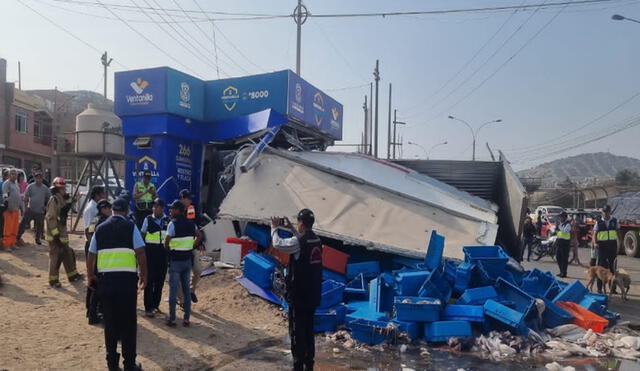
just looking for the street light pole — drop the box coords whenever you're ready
[293,0,308,75]
[407,141,428,159]
[427,141,448,160]
[448,115,502,161]
[612,14,640,24]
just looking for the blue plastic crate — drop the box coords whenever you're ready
[323,269,347,284]
[319,280,345,309]
[394,296,441,322]
[495,278,535,316]
[418,270,452,304]
[520,269,558,298]
[424,321,472,342]
[314,307,339,333]
[457,286,498,305]
[244,223,271,249]
[347,261,381,279]
[542,299,573,328]
[394,269,431,296]
[603,311,620,327]
[424,231,445,271]
[369,274,395,314]
[454,261,477,293]
[553,280,588,304]
[463,245,509,277]
[579,296,607,316]
[442,305,485,323]
[392,257,425,270]
[392,319,423,340]
[484,299,528,334]
[346,309,387,323]
[243,252,276,289]
[346,300,369,313]
[348,319,388,345]
[345,273,368,297]
[444,260,459,286]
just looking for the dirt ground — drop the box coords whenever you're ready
[0,231,297,371]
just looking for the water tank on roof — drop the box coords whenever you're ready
[75,103,123,155]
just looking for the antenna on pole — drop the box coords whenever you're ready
[101,51,113,98]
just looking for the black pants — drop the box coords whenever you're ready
[597,243,617,291]
[85,240,101,321]
[134,210,151,230]
[288,302,316,371]
[556,243,570,277]
[521,237,534,261]
[17,210,45,241]
[144,244,168,312]
[99,275,138,371]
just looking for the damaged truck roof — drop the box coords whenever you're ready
[217,148,502,260]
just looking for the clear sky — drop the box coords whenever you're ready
[2,0,640,170]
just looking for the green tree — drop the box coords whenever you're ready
[615,169,640,186]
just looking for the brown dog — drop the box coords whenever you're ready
[586,266,614,295]
[612,269,631,301]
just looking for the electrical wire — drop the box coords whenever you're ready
[211,21,268,73]
[402,1,525,118]
[430,0,570,121]
[312,21,369,83]
[16,0,129,69]
[325,83,370,92]
[95,0,201,76]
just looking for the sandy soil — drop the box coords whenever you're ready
[0,231,294,371]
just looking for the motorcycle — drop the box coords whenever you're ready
[532,235,557,261]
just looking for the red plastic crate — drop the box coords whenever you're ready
[322,245,349,274]
[266,246,290,265]
[226,237,258,259]
[557,301,608,333]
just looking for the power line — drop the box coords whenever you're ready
[212,22,268,73]
[431,0,569,121]
[325,83,370,92]
[402,1,525,117]
[95,0,201,76]
[16,0,129,69]
[312,21,369,83]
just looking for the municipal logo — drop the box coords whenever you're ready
[126,78,153,106]
[295,83,302,103]
[291,82,304,115]
[222,85,239,111]
[179,82,191,109]
[313,92,325,126]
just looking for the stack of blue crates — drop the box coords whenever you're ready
[243,252,276,289]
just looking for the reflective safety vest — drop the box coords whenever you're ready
[186,204,196,220]
[168,215,195,261]
[596,218,619,242]
[94,216,138,275]
[135,181,155,209]
[144,214,169,245]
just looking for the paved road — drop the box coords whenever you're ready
[522,245,640,324]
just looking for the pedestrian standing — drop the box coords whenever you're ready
[45,177,81,287]
[86,199,112,325]
[177,189,202,304]
[3,169,23,251]
[569,219,583,266]
[133,170,156,229]
[555,212,572,278]
[521,216,536,262]
[140,198,170,317]
[536,210,544,236]
[271,209,323,371]
[86,197,147,371]
[0,169,9,250]
[592,205,621,293]
[164,200,200,327]
[17,172,50,245]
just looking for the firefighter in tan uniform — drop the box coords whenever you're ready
[45,177,82,287]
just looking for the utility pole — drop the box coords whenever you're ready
[293,0,308,75]
[363,95,368,155]
[17,61,21,90]
[101,51,113,98]
[387,83,392,159]
[373,60,380,158]
[392,109,406,160]
[368,82,373,155]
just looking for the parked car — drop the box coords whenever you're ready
[530,205,565,238]
[565,208,599,247]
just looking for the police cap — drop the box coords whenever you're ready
[153,198,165,207]
[179,189,192,199]
[169,199,185,212]
[112,197,129,212]
[603,205,612,213]
[297,208,315,227]
[143,170,152,178]
[96,199,112,210]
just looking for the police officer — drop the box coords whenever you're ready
[271,209,322,371]
[555,211,572,278]
[592,205,621,293]
[178,189,203,303]
[165,200,200,327]
[45,177,81,287]
[87,198,147,371]
[140,198,170,317]
[86,199,112,325]
[133,170,156,229]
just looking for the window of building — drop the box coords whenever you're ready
[3,156,21,168]
[34,120,43,138]
[15,110,28,133]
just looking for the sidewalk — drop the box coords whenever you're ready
[522,245,640,324]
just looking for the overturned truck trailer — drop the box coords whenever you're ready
[216,148,526,260]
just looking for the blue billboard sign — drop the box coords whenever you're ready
[287,72,343,140]
[115,67,205,121]
[204,70,289,122]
